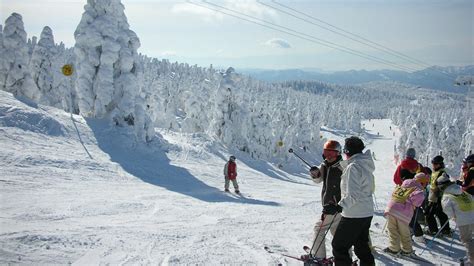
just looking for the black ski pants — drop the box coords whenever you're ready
[332,216,375,266]
[426,201,450,234]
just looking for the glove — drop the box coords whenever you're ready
[455,180,463,186]
[310,166,319,179]
[322,204,342,215]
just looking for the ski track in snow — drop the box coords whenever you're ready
[0,92,465,265]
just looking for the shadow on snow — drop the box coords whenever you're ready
[87,119,279,206]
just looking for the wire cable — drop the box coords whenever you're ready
[268,0,457,79]
[190,0,418,72]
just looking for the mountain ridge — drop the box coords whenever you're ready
[238,65,474,93]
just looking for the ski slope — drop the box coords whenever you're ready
[0,91,465,265]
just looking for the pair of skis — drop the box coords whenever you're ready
[264,246,335,265]
[374,247,432,264]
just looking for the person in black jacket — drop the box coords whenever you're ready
[308,140,344,259]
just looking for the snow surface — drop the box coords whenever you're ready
[0,90,466,264]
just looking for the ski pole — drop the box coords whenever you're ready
[288,148,312,168]
[309,214,327,256]
[382,218,388,234]
[448,225,457,258]
[312,213,337,257]
[412,207,419,234]
[420,219,450,255]
[372,194,379,212]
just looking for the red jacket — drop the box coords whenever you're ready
[225,161,237,180]
[393,158,420,185]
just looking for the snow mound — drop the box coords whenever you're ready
[0,91,65,136]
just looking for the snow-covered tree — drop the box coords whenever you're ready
[30,26,56,105]
[74,0,153,141]
[0,13,38,100]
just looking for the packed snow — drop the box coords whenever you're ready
[0,90,466,265]
[1,1,472,265]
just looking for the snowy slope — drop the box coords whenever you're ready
[0,90,465,265]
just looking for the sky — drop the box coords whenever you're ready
[1,0,473,71]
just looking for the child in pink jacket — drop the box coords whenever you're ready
[384,175,425,256]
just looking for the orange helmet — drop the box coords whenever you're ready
[323,140,341,154]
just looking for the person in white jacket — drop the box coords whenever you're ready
[440,176,474,265]
[331,136,375,266]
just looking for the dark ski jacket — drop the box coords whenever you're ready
[461,167,474,195]
[312,155,343,215]
[393,157,420,185]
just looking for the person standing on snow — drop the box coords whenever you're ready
[308,140,344,260]
[383,174,425,257]
[393,148,420,186]
[331,136,375,266]
[425,155,452,236]
[440,175,474,265]
[458,154,474,195]
[224,155,239,193]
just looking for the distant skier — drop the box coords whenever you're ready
[331,136,375,266]
[224,155,239,193]
[440,174,474,265]
[308,140,344,259]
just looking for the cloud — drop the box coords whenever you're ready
[264,38,291,49]
[162,51,177,57]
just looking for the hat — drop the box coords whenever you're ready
[406,148,416,159]
[323,140,342,153]
[436,173,451,187]
[343,136,365,156]
[229,155,236,161]
[463,154,474,164]
[414,173,429,188]
[431,155,444,164]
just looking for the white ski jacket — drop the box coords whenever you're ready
[338,150,375,218]
[441,183,474,227]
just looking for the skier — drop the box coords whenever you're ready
[392,148,420,185]
[331,136,375,266]
[410,172,430,243]
[425,155,452,236]
[308,140,344,260]
[383,173,425,257]
[224,155,239,193]
[440,174,474,265]
[458,154,474,195]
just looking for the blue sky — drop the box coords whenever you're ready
[1,0,473,71]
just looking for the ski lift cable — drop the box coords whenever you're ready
[268,0,457,79]
[201,0,417,72]
[188,0,411,72]
[261,1,425,68]
[192,0,417,72]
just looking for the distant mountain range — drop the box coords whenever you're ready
[238,65,474,94]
